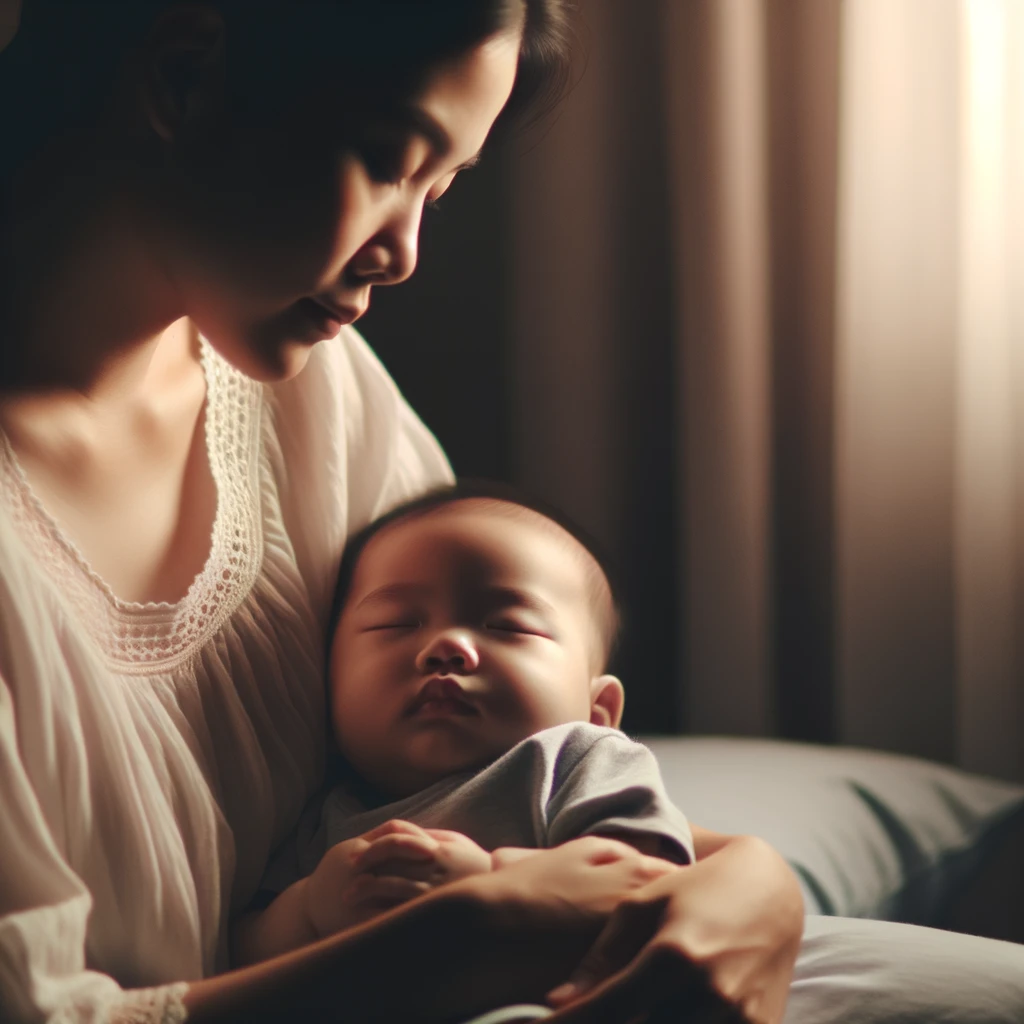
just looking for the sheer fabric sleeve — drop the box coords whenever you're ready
[0,541,189,1024]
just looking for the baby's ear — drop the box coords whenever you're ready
[589,675,625,729]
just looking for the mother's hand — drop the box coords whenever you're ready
[472,834,678,934]
[543,828,804,1024]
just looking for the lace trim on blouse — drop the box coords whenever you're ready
[0,341,264,675]
[108,983,191,1024]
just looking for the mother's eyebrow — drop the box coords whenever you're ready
[397,104,483,173]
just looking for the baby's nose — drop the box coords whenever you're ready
[416,631,480,673]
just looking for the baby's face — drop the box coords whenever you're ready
[330,502,617,799]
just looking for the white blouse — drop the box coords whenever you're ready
[0,329,453,1023]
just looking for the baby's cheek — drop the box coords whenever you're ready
[331,688,379,758]
[488,688,561,742]
[525,677,593,731]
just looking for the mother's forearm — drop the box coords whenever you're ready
[692,827,804,937]
[185,883,581,1024]
[187,888,472,1023]
[686,828,805,1014]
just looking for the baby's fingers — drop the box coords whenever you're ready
[358,819,435,843]
[423,828,468,843]
[357,831,441,874]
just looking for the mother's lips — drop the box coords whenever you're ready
[310,296,365,325]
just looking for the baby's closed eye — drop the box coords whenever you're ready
[484,616,553,638]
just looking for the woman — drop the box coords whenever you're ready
[0,2,801,1021]
[0,3,1018,1024]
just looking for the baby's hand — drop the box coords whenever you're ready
[420,828,495,882]
[356,825,493,894]
[305,819,437,937]
[304,820,492,939]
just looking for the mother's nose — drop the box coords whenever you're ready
[415,630,480,674]
[349,200,422,287]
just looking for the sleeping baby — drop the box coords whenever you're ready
[233,482,692,963]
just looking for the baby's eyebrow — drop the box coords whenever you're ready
[354,582,429,611]
[482,587,558,618]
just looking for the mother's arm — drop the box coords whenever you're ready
[185,835,674,1023]
[546,825,805,1024]
[191,826,802,1024]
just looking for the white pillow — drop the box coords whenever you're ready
[460,919,1024,1024]
[640,736,1024,922]
[786,915,1024,1023]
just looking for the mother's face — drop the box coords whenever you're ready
[152,26,521,381]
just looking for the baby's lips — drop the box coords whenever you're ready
[407,675,479,715]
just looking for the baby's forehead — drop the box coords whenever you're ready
[350,497,617,666]
[367,498,592,579]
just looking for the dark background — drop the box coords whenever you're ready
[359,150,512,482]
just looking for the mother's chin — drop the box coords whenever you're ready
[201,309,346,384]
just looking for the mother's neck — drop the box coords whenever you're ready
[1,145,189,404]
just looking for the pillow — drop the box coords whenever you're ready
[786,915,1024,1023]
[640,735,1024,924]
[463,919,1024,1024]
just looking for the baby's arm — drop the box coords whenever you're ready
[233,820,492,965]
[232,873,320,965]
[589,830,685,860]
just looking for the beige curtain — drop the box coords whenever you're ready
[836,0,1024,779]
[506,0,1024,780]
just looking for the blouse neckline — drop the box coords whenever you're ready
[0,340,266,674]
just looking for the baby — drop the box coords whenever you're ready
[234,482,692,964]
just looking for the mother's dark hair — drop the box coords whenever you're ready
[0,0,575,181]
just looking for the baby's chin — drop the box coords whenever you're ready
[368,749,499,802]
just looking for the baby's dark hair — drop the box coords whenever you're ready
[327,478,623,672]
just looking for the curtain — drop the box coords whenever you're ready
[505,0,1024,781]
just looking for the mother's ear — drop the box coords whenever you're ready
[589,674,625,730]
[138,4,226,145]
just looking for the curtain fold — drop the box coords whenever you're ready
[504,0,1023,779]
[953,0,1024,779]
[834,0,962,764]
[661,0,774,737]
